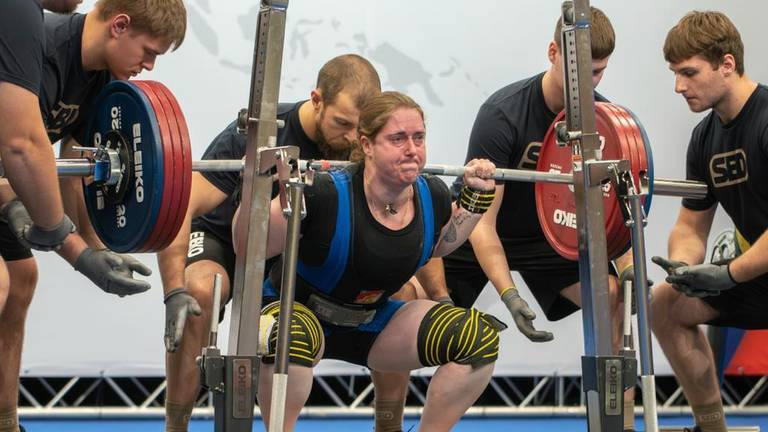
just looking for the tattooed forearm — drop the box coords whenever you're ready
[453,211,474,227]
[444,221,458,243]
[441,208,479,245]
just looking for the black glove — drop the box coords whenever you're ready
[164,288,202,352]
[666,263,737,298]
[434,296,455,306]
[0,199,74,251]
[501,287,553,342]
[73,248,152,296]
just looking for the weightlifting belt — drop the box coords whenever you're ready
[305,293,376,327]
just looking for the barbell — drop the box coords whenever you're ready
[12,80,708,256]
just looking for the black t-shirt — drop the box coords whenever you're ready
[683,84,768,247]
[39,13,112,144]
[456,72,606,247]
[291,164,452,306]
[196,101,323,245]
[0,0,44,95]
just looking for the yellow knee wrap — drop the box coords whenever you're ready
[261,301,323,367]
[417,304,506,368]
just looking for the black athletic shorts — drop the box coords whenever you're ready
[187,220,280,306]
[702,276,768,329]
[443,239,616,321]
[186,221,236,300]
[0,220,33,261]
[261,299,405,368]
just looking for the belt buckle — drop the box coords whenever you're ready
[307,294,375,327]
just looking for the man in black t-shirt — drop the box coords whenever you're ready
[157,54,387,432]
[0,2,187,431]
[651,12,768,432]
[426,7,627,323]
[418,8,639,430]
[0,0,85,305]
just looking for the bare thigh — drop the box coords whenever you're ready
[367,300,436,372]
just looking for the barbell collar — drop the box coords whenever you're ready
[57,159,97,177]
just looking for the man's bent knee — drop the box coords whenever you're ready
[5,258,37,311]
[185,262,230,312]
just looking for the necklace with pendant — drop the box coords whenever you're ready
[384,203,398,215]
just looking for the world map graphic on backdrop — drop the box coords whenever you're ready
[185,0,490,106]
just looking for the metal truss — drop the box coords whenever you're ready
[17,374,768,418]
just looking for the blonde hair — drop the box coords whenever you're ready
[96,0,187,50]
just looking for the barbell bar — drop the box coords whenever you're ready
[38,158,708,199]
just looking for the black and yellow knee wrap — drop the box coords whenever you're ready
[417,304,506,368]
[261,301,323,368]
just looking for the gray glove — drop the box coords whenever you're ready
[651,256,688,275]
[164,288,202,352]
[73,248,152,296]
[434,296,455,306]
[651,256,734,298]
[651,256,697,296]
[618,265,653,314]
[501,288,553,342]
[0,199,74,251]
[666,263,736,298]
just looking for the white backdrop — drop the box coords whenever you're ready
[22,0,768,377]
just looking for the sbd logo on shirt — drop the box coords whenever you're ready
[518,142,542,170]
[710,149,748,187]
[46,101,80,135]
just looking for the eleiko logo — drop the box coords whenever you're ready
[553,209,577,229]
[188,231,205,257]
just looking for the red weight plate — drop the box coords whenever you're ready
[142,81,183,251]
[131,81,179,252]
[605,105,653,259]
[156,83,192,252]
[611,105,647,258]
[600,104,637,258]
[147,81,192,251]
[596,104,631,258]
[131,81,173,252]
[535,103,635,261]
[619,107,650,188]
[130,81,173,252]
[613,107,651,258]
[145,81,188,252]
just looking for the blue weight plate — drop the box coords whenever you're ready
[83,80,164,253]
[624,106,654,213]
